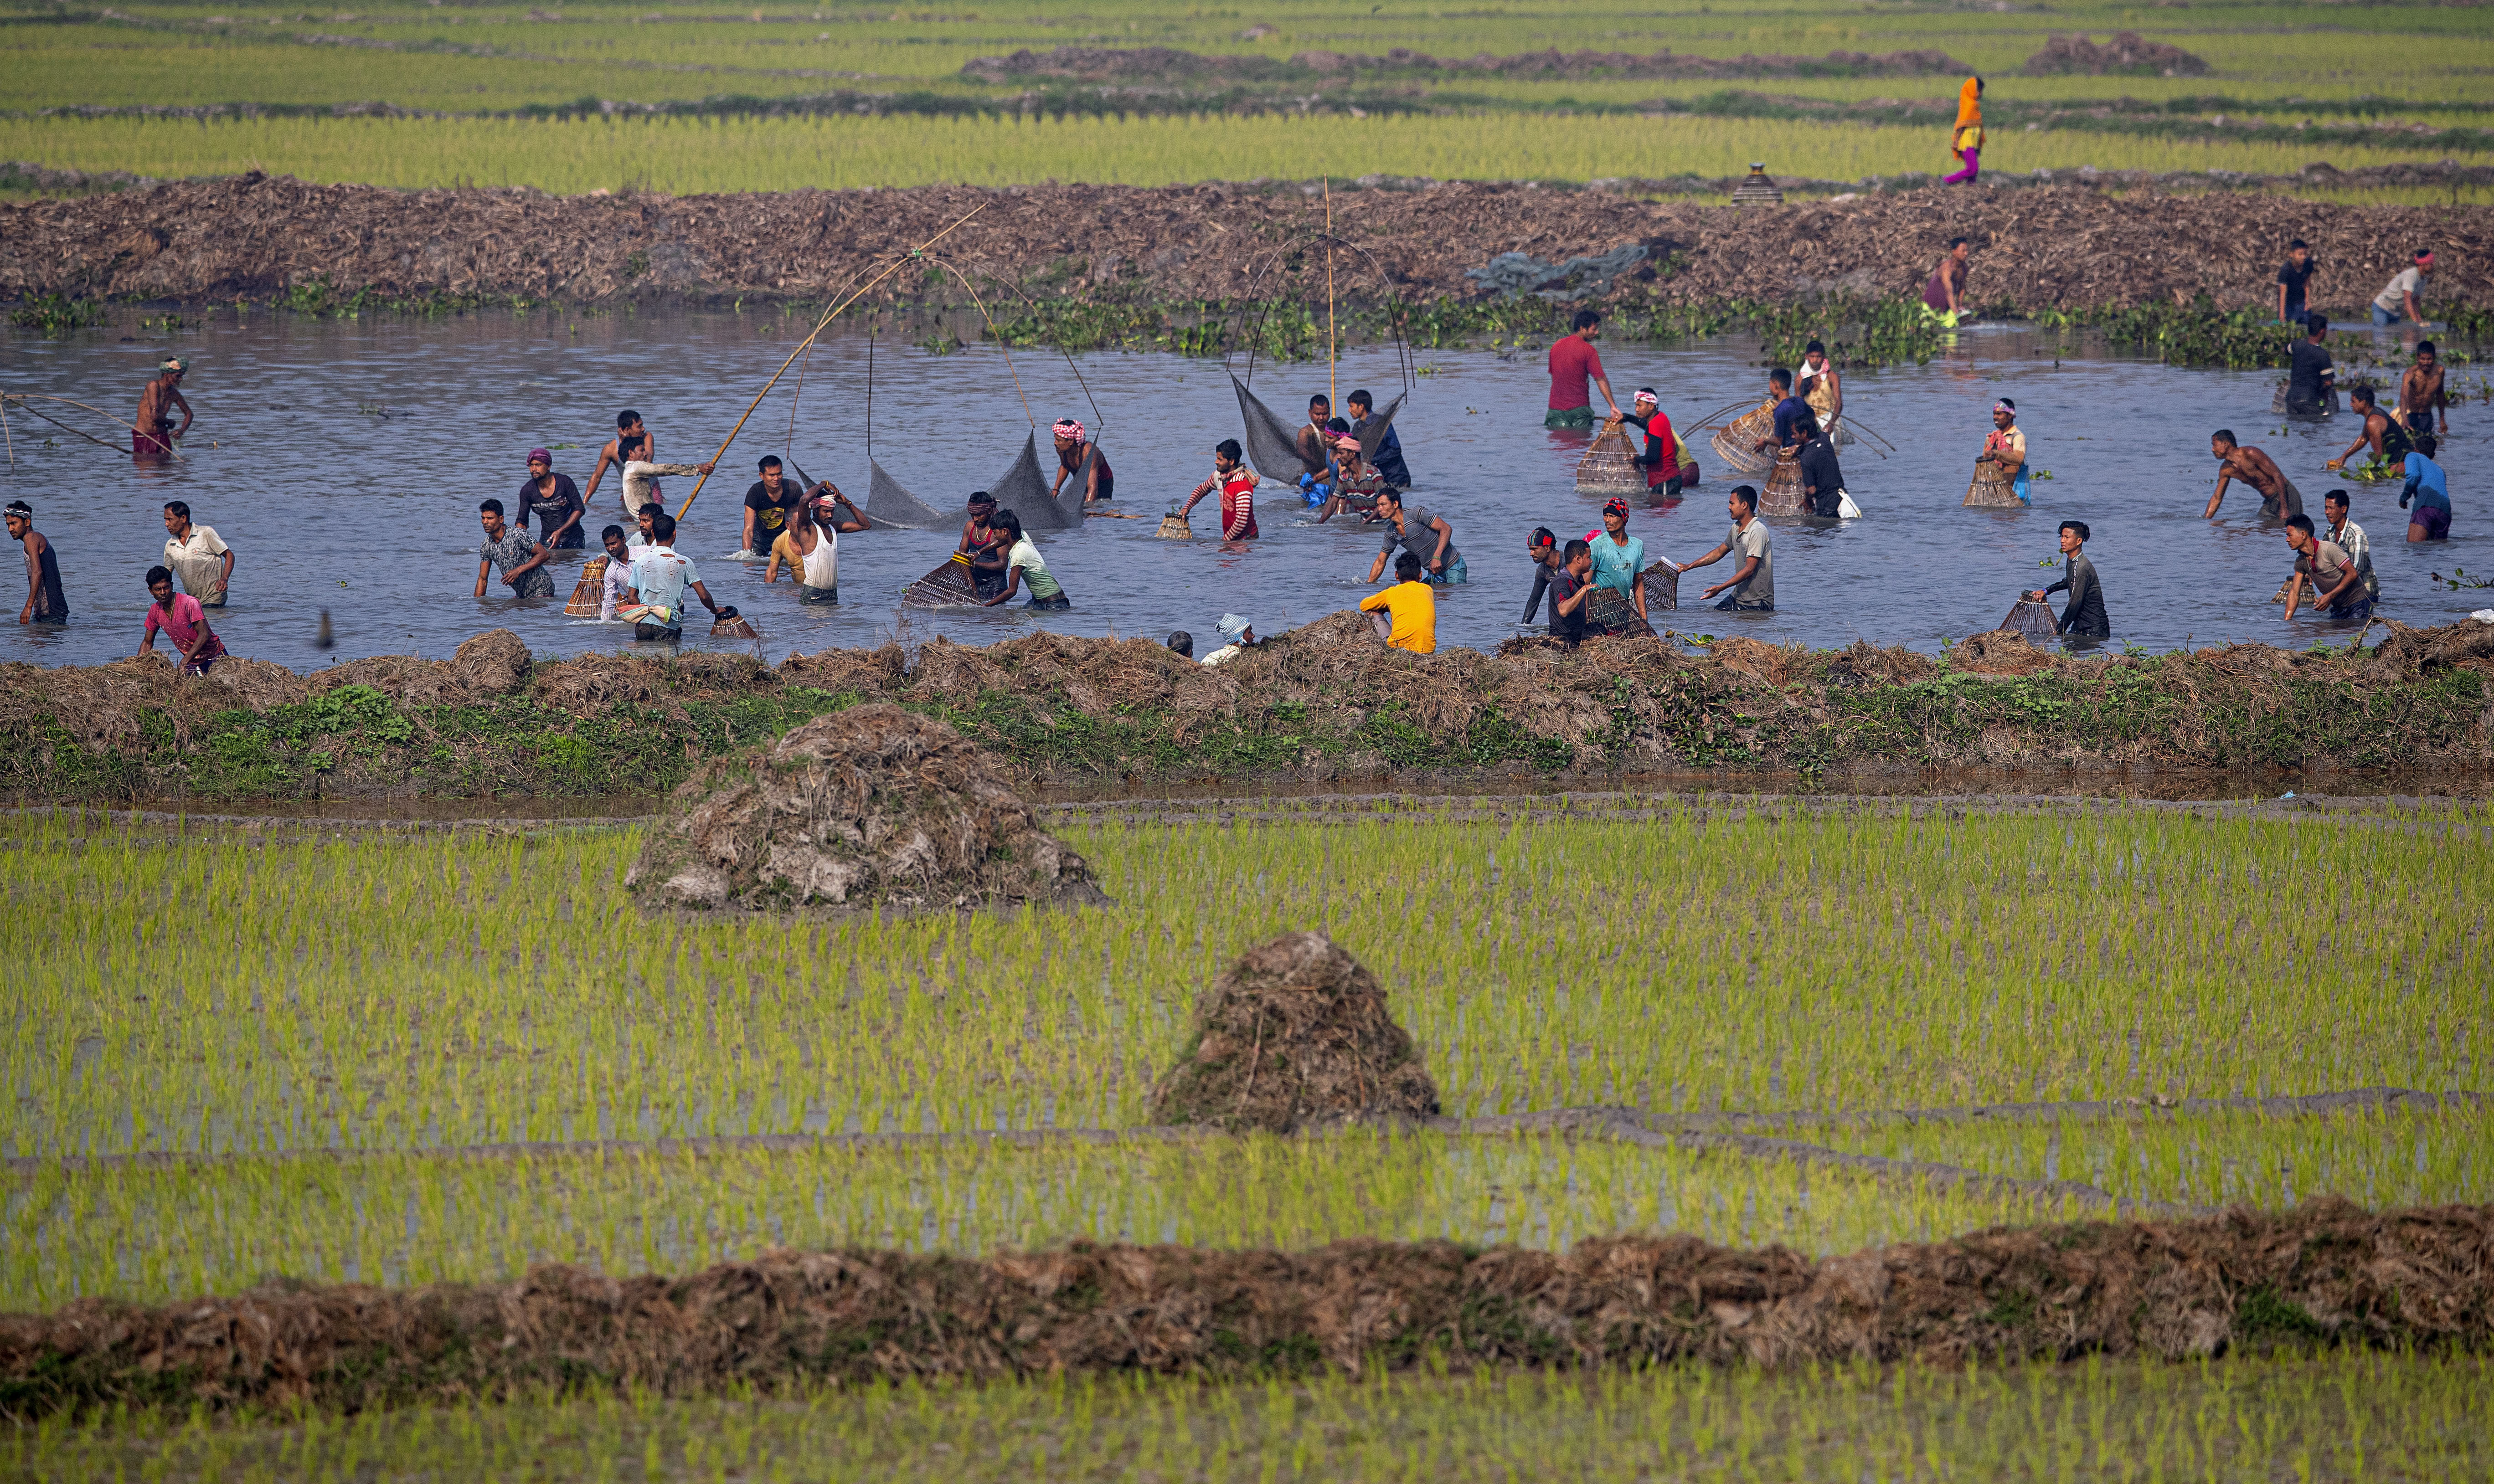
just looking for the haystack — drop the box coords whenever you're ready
[1150,931,1440,1133]
[625,703,1108,913]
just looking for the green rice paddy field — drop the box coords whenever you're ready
[2,799,2489,1476]
[0,0,2488,193]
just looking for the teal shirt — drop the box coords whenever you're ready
[1588,533,1644,598]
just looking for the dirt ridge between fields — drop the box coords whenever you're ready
[4,173,2491,313]
[3,1199,2487,1418]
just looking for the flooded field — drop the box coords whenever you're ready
[0,307,2482,669]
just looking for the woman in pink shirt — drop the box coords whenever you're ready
[138,564,226,674]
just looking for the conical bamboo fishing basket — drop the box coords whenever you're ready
[1710,401,1777,476]
[1155,511,1195,539]
[1582,585,1654,638]
[1758,452,1808,517]
[1574,417,1645,495]
[1963,456,2025,508]
[563,556,608,618]
[1640,560,1679,613]
[901,551,984,608]
[1997,597,2058,643]
[711,610,759,639]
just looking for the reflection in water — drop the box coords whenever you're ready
[1,308,2482,673]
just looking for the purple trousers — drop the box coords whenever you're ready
[1943,147,1980,185]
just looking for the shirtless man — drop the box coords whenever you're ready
[2399,342,2448,441]
[1294,395,1335,481]
[1046,418,1114,505]
[2205,430,2303,521]
[2326,388,2414,473]
[582,410,709,519]
[956,492,1006,600]
[133,357,192,460]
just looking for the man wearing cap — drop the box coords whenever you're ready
[1201,614,1260,666]
[518,450,586,550]
[1048,418,1114,505]
[1629,388,1682,504]
[133,358,192,460]
[8,500,67,626]
[2372,250,2432,328]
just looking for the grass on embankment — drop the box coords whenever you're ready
[5,619,2489,803]
[2,111,2480,195]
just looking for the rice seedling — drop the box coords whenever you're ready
[0,110,2478,196]
[1793,1102,2494,1212]
[3,1128,2098,1309]
[5,803,2484,1165]
[5,1348,2487,1482]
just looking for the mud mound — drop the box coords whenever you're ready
[1151,931,1439,1133]
[2365,616,2494,680]
[451,629,533,695]
[624,703,1107,913]
[2024,32,2210,77]
[4,1199,2487,1419]
[964,44,1966,85]
[531,651,778,717]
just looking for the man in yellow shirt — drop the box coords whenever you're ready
[1359,551,1437,654]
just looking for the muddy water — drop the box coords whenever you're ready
[1,307,2483,671]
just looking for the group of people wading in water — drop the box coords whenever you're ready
[13,243,2466,666]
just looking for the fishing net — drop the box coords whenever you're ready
[1964,457,2026,508]
[1574,416,1644,495]
[992,432,1078,533]
[901,552,983,608]
[1759,452,1809,517]
[1232,374,1316,482]
[864,458,953,530]
[1710,401,1777,477]
[564,557,608,618]
[1641,559,1680,613]
[1998,597,2059,643]
[1582,585,1654,638]
[1355,393,1405,464]
[1056,446,1101,526]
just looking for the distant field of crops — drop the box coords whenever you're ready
[3,109,2482,194]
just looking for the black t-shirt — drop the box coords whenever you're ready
[2288,339,2334,406]
[2277,259,2315,315]
[1549,566,1589,643]
[517,473,585,548]
[1796,439,1845,515]
[744,480,804,541]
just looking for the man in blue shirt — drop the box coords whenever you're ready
[1346,389,1409,489]
[2401,441,2452,542]
[618,511,727,640]
[1755,368,1809,456]
[1587,497,1648,627]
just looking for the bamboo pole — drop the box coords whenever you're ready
[676,201,988,519]
[1324,176,1336,408]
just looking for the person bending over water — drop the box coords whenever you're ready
[1679,486,1775,611]
[1547,539,1596,647]
[1048,418,1114,505]
[138,565,223,673]
[2025,519,2109,639]
[597,526,639,622]
[2400,440,2452,542]
[1366,488,1463,585]
[1630,388,1684,505]
[475,499,556,600]
[2205,431,2302,522]
[2282,514,2370,623]
[981,510,1070,609]
[1545,310,1622,429]
[2328,387,2414,472]
[133,358,191,460]
[7,501,66,626]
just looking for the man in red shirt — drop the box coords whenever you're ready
[1546,310,1622,429]
[1630,387,1682,505]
